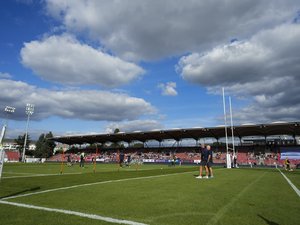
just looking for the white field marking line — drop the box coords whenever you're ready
[3,172,82,179]
[4,172,82,176]
[119,168,149,171]
[3,172,37,174]
[277,168,300,198]
[150,212,216,221]
[206,172,267,225]
[0,200,148,225]
[2,168,226,200]
[2,171,196,200]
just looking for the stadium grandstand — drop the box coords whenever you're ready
[50,121,300,168]
[1,140,36,162]
[3,151,20,162]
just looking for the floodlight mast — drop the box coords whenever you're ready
[0,106,16,180]
[1,106,16,143]
[4,106,16,115]
[22,104,34,163]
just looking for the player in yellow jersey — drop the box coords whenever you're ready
[284,157,291,171]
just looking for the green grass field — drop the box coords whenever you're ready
[0,163,299,225]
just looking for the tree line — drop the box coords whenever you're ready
[12,128,123,159]
[14,132,56,159]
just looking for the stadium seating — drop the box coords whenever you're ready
[46,145,300,166]
[4,151,20,162]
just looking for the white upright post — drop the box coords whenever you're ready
[229,96,235,155]
[229,96,236,168]
[0,125,6,147]
[0,125,7,180]
[222,88,231,168]
[0,106,15,180]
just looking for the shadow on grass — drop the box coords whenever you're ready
[258,214,279,225]
[0,187,40,199]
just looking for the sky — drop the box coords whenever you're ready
[0,0,300,140]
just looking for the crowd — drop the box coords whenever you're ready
[47,145,299,168]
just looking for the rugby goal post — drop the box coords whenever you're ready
[222,88,238,169]
[0,124,7,180]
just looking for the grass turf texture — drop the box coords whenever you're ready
[0,163,299,225]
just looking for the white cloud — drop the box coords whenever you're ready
[20,34,144,87]
[105,120,163,134]
[158,82,178,96]
[0,72,12,79]
[0,79,155,121]
[177,23,300,123]
[45,0,299,61]
[4,127,50,140]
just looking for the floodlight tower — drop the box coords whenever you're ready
[22,104,34,163]
[0,106,16,143]
[0,106,16,180]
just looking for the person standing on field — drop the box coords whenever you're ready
[80,152,85,167]
[196,144,209,179]
[206,145,214,178]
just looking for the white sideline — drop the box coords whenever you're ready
[2,171,195,200]
[3,172,82,179]
[277,168,300,198]
[0,200,148,225]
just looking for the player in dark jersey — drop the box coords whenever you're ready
[79,152,85,167]
[119,151,125,167]
[206,145,214,178]
[196,144,209,179]
[126,154,131,167]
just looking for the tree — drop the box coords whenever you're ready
[110,128,123,148]
[132,142,144,148]
[114,128,120,134]
[34,132,56,158]
[14,134,31,156]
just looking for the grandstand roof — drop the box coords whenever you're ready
[51,121,300,145]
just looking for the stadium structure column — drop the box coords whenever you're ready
[239,137,243,146]
[196,138,201,147]
[216,137,219,145]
